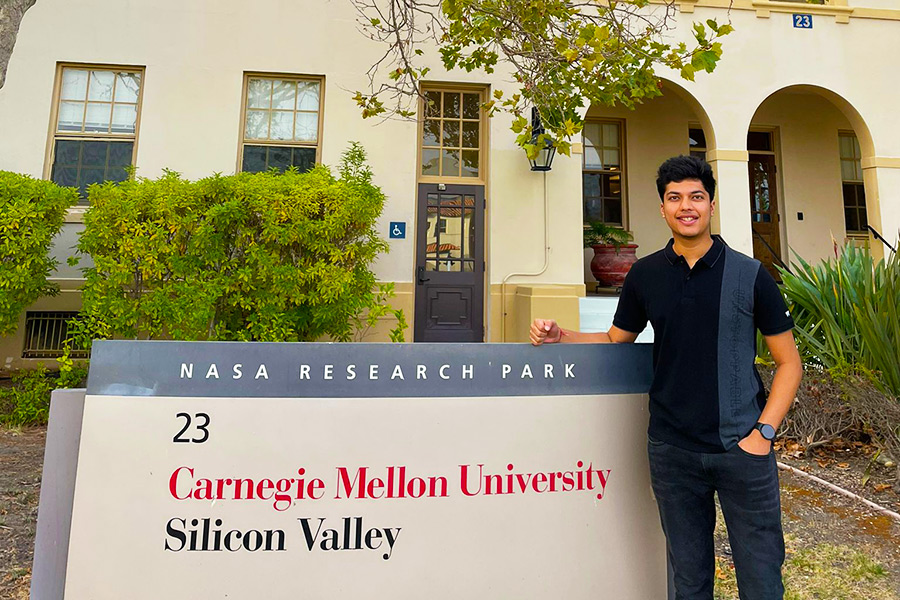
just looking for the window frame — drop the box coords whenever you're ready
[688,125,707,161]
[581,118,628,227]
[43,62,146,204]
[237,72,325,173]
[838,130,868,236]
[416,84,488,185]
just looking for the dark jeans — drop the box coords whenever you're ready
[648,437,785,600]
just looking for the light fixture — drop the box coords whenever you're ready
[528,107,556,172]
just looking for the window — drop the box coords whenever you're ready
[22,312,88,359]
[582,121,625,225]
[240,75,323,173]
[420,89,483,179]
[689,127,707,161]
[49,65,143,204]
[839,133,867,234]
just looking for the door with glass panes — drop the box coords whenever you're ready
[414,89,486,342]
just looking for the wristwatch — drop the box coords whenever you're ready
[755,422,777,441]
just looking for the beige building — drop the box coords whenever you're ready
[1,0,899,368]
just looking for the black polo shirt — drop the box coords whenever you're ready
[613,236,794,453]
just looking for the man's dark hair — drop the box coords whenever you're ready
[656,155,716,201]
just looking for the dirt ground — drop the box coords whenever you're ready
[0,427,44,600]
[1,427,899,599]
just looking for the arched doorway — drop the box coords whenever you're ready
[746,85,880,274]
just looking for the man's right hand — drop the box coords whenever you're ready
[530,319,561,345]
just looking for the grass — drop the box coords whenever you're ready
[714,536,893,599]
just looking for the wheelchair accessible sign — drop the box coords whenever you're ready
[389,222,406,239]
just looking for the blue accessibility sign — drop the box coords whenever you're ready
[389,222,406,239]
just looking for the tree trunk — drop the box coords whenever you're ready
[0,0,38,90]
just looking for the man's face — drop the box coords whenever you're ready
[660,179,714,240]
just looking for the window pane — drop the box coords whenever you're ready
[268,146,292,172]
[245,110,269,138]
[270,111,293,140]
[80,167,107,191]
[858,207,868,230]
[439,260,461,272]
[441,149,460,177]
[584,145,602,170]
[422,119,440,146]
[852,136,861,159]
[601,123,619,147]
[442,120,460,147]
[462,209,474,259]
[584,198,604,223]
[689,128,706,148]
[840,160,856,182]
[583,123,601,147]
[461,150,479,178]
[294,112,317,142]
[52,166,78,188]
[84,102,111,132]
[583,173,601,197]
[58,101,85,131]
[462,93,480,119]
[114,73,141,103]
[602,149,620,170]
[422,149,440,176]
[106,166,129,183]
[242,145,268,172]
[462,121,479,148]
[845,208,860,233]
[248,78,271,109]
[424,91,441,118]
[88,71,115,101]
[297,81,319,111]
[442,93,460,118]
[54,140,81,165]
[291,147,317,173]
[81,142,108,166]
[839,135,854,159]
[690,150,707,161]
[603,198,623,225]
[747,131,772,152]
[61,69,88,101]
[272,80,296,110]
[108,141,134,167]
[111,104,137,134]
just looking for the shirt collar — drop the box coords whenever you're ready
[664,235,727,268]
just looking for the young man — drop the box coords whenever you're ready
[531,155,802,599]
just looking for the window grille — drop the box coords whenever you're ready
[22,312,87,359]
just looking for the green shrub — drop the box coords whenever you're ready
[0,172,79,335]
[779,244,900,397]
[0,364,89,427]
[69,142,405,345]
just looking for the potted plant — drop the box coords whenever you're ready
[584,222,639,288]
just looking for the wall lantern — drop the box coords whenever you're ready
[528,107,556,172]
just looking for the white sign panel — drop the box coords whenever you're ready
[35,342,667,599]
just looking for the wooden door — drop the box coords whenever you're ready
[413,184,485,342]
[748,154,782,280]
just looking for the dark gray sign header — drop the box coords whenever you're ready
[85,341,653,398]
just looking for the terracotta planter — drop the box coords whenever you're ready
[590,244,639,288]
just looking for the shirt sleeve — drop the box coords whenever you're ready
[754,265,794,336]
[612,267,648,334]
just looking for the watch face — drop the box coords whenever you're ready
[758,423,777,440]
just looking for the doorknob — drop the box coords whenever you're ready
[417,266,431,285]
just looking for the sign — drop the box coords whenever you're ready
[793,14,813,28]
[33,341,668,599]
[389,221,406,239]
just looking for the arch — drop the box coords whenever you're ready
[748,84,875,158]
[658,78,717,152]
[745,83,884,261]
